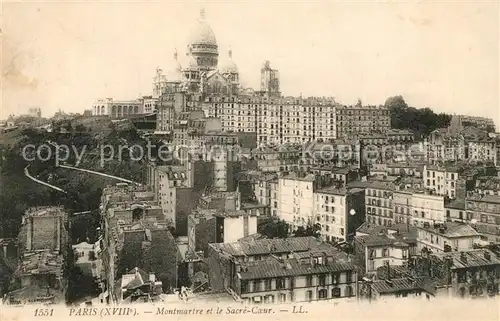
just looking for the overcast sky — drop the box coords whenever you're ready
[2,1,499,128]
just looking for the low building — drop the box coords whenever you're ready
[354,223,417,276]
[208,239,358,303]
[113,267,163,304]
[4,250,64,305]
[416,222,481,253]
[360,276,435,301]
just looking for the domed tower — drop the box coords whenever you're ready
[165,49,183,93]
[187,9,218,71]
[220,49,239,94]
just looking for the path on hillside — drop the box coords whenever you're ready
[58,164,142,186]
[24,165,68,194]
[47,141,143,186]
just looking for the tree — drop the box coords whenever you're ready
[257,218,290,238]
[293,223,321,238]
[385,95,452,138]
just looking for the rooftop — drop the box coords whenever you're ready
[316,186,365,196]
[210,236,330,257]
[280,172,316,182]
[417,222,480,238]
[371,277,435,295]
[16,250,63,277]
[4,284,64,305]
[238,252,357,280]
[432,249,500,269]
[24,206,66,218]
[445,199,466,210]
[466,193,500,204]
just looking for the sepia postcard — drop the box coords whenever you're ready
[1,1,499,321]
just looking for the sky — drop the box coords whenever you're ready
[2,1,499,129]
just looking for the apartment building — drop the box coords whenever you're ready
[416,222,481,253]
[445,199,467,223]
[410,191,446,227]
[426,129,466,163]
[423,165,460,199]
[475,176,500,196]
[204,96,338,144]
[413,249,500,298]
[207,237,357,303]
[335,104,390,139]
[4,206,69,305]
[365,181,395,227]
[278,173,317,229]
[393,190,412,224]
[100,185,180,303]
[465,193,500,242]
[314,186,365,243]
[20,206,68,252]
[468,138,497,166]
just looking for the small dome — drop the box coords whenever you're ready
[185,53,199,70]
[220,49,238,74]
[188,10,217,47]
[166,50,183,82]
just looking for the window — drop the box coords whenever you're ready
[346,271,353,283]
[254,279,262,292]
[332,287,341,298]
[276,278,285,290]
[307,290,313,302]
[345,285,353,297]
[306,275,313,287]
[382,249,389,257]
[332,273,340,285]
[264,279,272,291]
[319,274,326,286]
[241,281,249,294]
[318,289,327,299]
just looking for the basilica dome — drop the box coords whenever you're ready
[220,49,238,74]
[188,19,217,47]
[187,10,219,70]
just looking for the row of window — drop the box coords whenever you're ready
[241,273,354,294]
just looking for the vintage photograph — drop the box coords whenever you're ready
[1,0,499,318]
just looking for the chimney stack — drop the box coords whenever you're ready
[460,252,467,264]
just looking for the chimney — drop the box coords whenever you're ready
[444,256,453,285]
[460,252,467,264]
